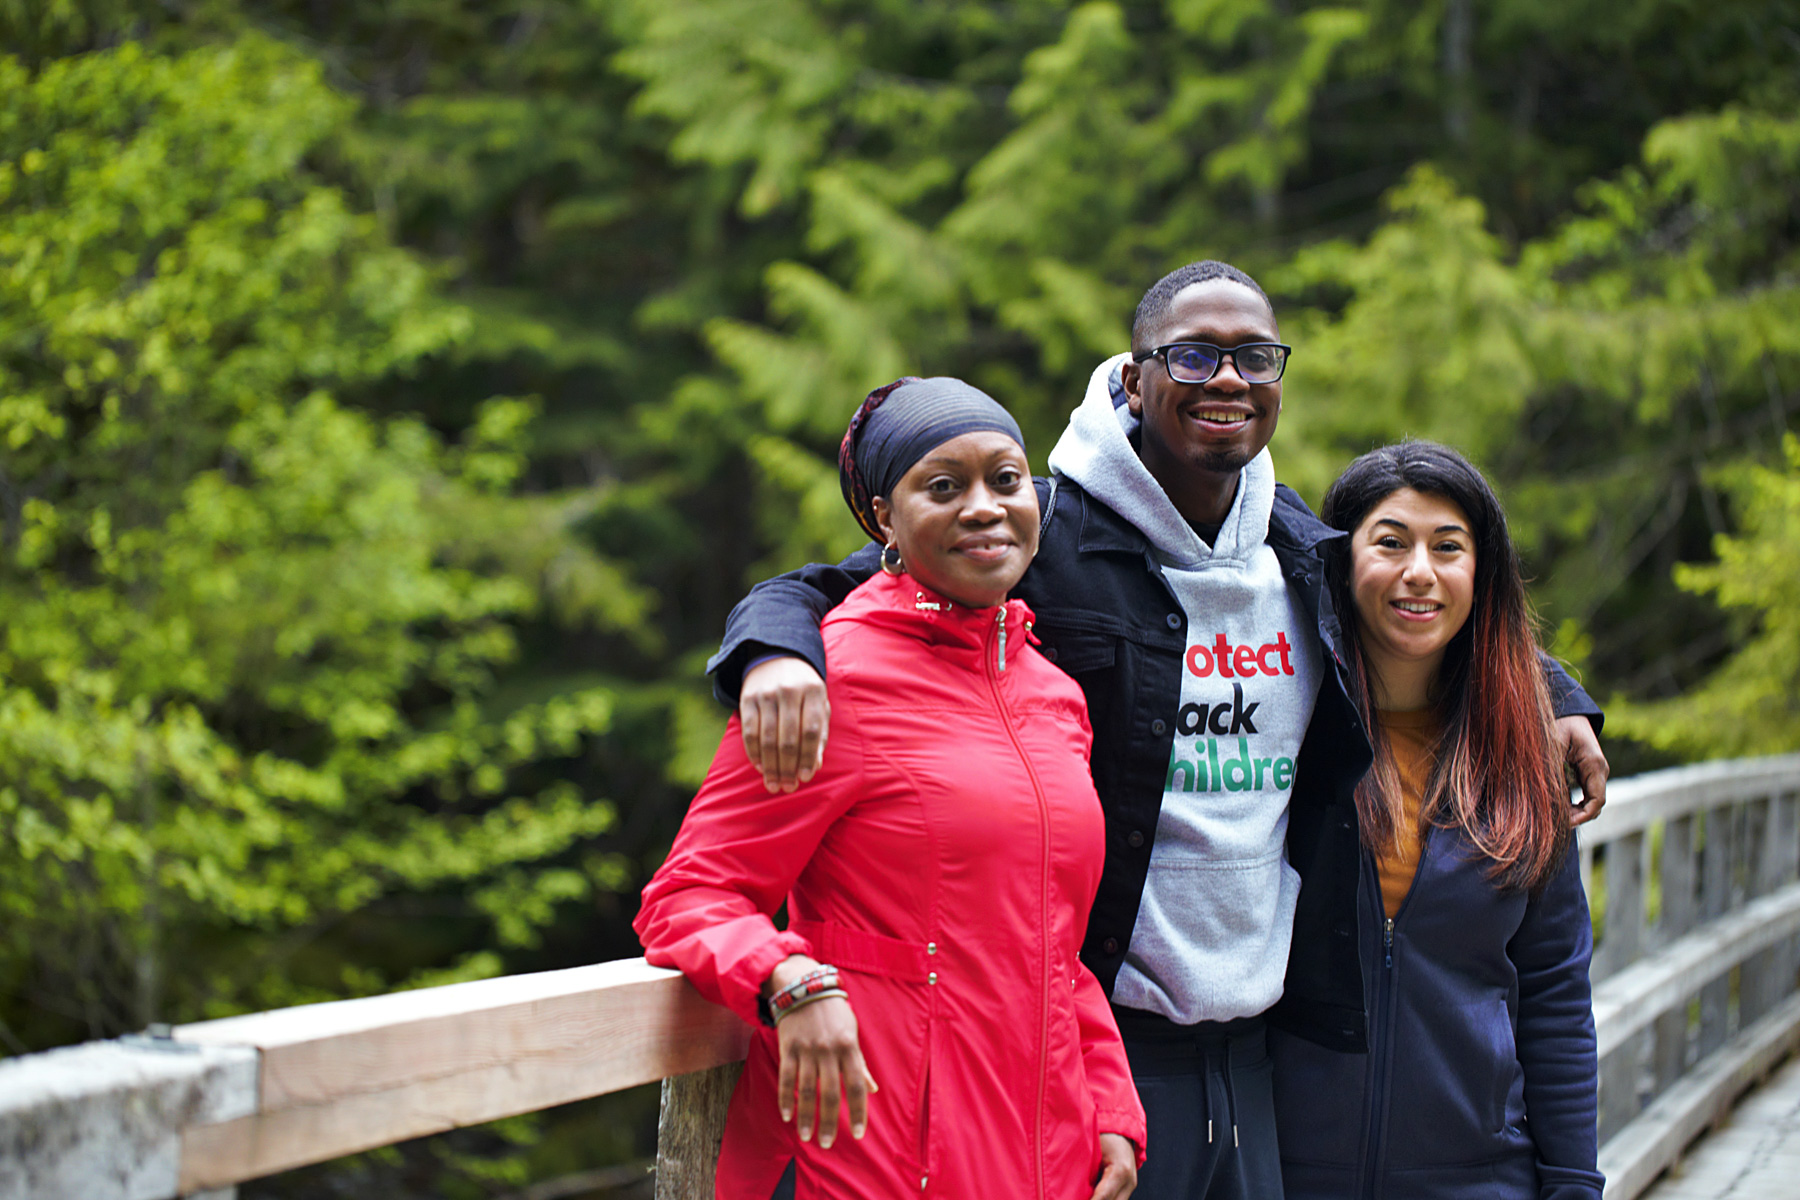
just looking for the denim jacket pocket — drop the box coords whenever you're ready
[1037,629,1116,676]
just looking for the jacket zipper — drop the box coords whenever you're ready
[1361,830,1432,1200]
[986,605,1049,1198]
[1358,850,1390,1200]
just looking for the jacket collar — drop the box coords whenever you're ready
[1269,484,1347,556]
[833,568,1036,651]
[1072,477,1153,555]
[1065,471,1346,561]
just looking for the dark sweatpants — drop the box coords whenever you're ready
[1117,1010,1285,1200]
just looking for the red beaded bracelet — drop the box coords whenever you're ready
[775,986,849,1022]
[763,965,844,1024]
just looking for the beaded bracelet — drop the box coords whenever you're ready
[770,966,840,1014]
[774,986,849,1023]
[760,965,844,1025]
[773,965,835,996]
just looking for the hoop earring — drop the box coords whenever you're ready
[880,541,904,576]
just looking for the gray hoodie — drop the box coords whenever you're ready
[1047,354,1322,1024]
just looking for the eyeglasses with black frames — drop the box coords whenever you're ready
[1132,341,1292,386]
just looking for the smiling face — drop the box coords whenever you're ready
[1349,487,1478,709]
[872,430,1039,609]
[1121,279,1283,522]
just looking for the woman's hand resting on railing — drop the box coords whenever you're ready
[766,955,878,1149]
[1089,1133,1138,1199]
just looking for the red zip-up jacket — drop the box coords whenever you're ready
[636,570,1147,1199]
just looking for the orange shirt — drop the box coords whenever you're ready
[1374,707,1443,919]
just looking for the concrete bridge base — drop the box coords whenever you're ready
[0,1034,256,1200]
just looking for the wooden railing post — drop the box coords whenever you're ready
[1777,789,1800,1008]
[1741,796,1781,1024]
[1696,803,1735,1059]
[1596,830,1650,1138]
[1596,831,1647,980]
[655,1062,744,1200]
[1651,814,1697,1092]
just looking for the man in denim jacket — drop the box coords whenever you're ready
[703,261,1607,1200]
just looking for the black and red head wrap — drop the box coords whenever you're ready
[838,377,1027,544]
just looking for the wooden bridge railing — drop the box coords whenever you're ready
[2,754,1798,1200]
[0,960,749,1200]
[1585,753,1800,1198]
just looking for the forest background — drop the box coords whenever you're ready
[2,0,1797,1195]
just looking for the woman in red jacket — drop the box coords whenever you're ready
[636,377,1145,1200]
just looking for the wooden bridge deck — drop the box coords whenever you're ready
[1641,1051,1800,1200]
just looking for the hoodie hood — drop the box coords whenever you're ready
[1047,352,1276,570]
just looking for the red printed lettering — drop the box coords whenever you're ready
[1213,633,1235,678]
[1182,631,1300,678]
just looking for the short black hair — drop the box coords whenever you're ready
[1131,260,1273,349]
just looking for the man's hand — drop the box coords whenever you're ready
[1555,715,1609,827]
[740,656,830,792]
[1088,1133,1138,1200]
[767,956,876,1148]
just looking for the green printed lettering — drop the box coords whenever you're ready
[1254,758,1269,789]
[1273,758,1294,790]
[1223,737,1252,791]
[1167,756,1196,792]
[1208,738,1221,791]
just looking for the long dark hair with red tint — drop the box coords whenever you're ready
[1321,441,1570,892]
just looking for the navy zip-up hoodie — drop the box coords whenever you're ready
[1270,825,1603,1200]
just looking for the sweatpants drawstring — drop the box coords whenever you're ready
[1195,1043,1238,1151]
[1205,1046,1216,1143]
[1223,1050,1240,1147]
[1201,1042,1242,1147]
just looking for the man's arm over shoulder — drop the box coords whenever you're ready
[1540,653,1608,827]
[708,544,884,705]
[1540,652,1602,732]
[716,478,1054,790]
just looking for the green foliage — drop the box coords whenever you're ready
[1611,437,1800,756]
[1274,165,1537,491]
[3,0,1799,1190]
[0,37,638,1048]
[1270,103,1800,731]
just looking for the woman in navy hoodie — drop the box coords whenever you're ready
[1269,441,1602,1200]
